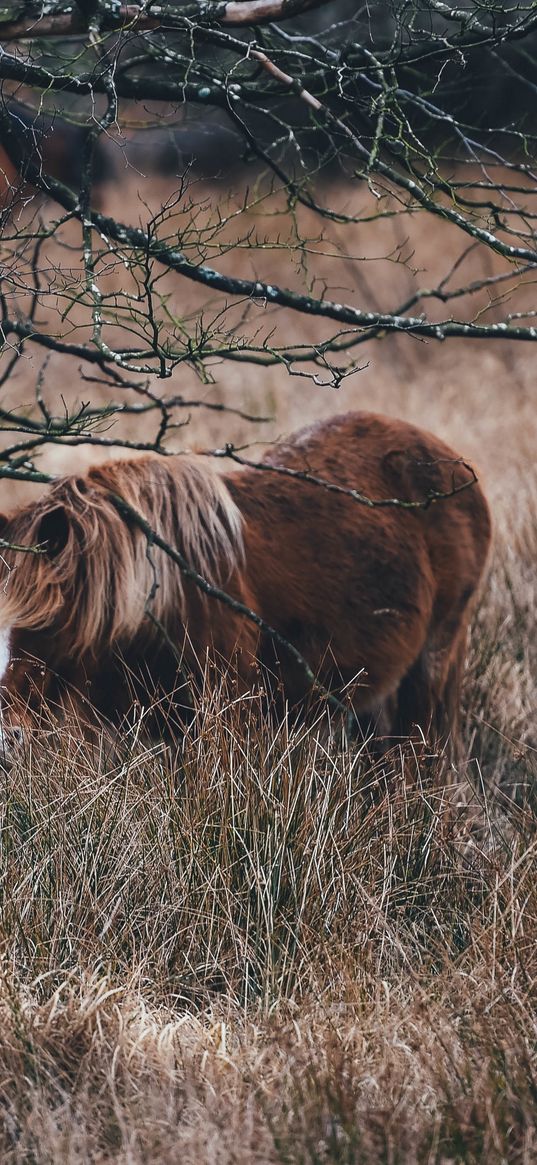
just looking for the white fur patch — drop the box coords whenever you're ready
[0,626,11,684]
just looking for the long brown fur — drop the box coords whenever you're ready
[0,412,492,749]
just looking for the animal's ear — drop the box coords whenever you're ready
[37,505,70,558]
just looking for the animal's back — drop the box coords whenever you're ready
[260,410,491,597]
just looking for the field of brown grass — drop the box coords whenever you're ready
[0,168,536,1162]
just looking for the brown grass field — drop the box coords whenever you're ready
[0,167,536,1162]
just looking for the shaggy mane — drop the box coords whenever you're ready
[0,455,243,656]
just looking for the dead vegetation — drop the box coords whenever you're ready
[0,168,536,1162]
[0,462,535,1162]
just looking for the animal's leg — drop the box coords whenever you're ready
[431,625,469,763]
[349,697,398,756]
[393,652,435,743]
[393,621,469,761]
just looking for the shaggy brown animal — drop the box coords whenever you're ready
[0,412,491,759]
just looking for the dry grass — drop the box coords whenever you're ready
[1,620,536,1162]
[0,478,535,1164]
[0,170,536,1162]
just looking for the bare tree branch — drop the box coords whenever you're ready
[0,0,536,491]
[0,0,331,39]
